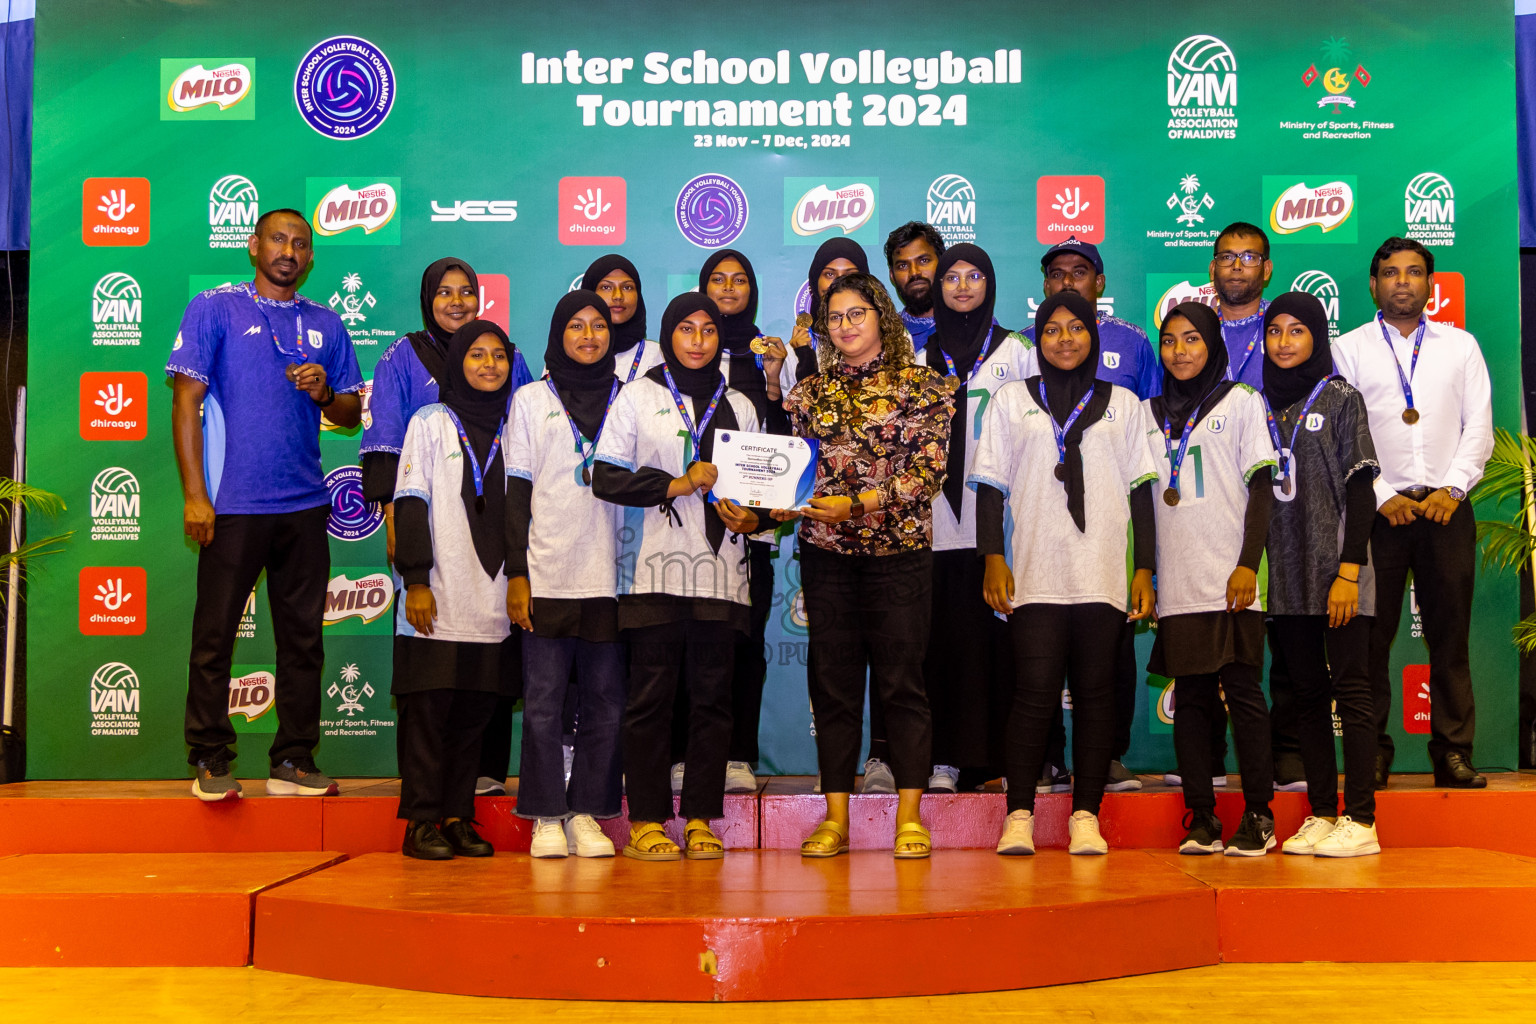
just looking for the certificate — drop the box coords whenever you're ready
[709,429,819,510]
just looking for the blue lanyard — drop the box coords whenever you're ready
[1376,312,1428,423]
[546,378,619,485]
[1223,303,1266,383]
[624,341,647,383]
[1161,404,1204,505]
[1263,375,1337,494]
[1038,379,1096,482]
[441,407,504,512]
[940,328,995,384]
[663,368,727,459]
[244,283,307,362]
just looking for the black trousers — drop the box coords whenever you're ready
[396,689,498,822]
[1369,502,1477,762]
[1004,602,1123,815]
[1175,663,1272,816]
[626,619,736,823]
[478,695,518,781]
[1045,617,1140,768]
[1269,615,1376,824]
[923,549,1011,773]
[802,544,933,794]
[184,506,329,767]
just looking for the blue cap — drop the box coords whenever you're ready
[1040,237,1104,275]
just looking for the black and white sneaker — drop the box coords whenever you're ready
[1224,811,1277,857]
[193,756,242,802]
[266,757,339,796]
[1036,763,1072,794]
[1178,810,1223,854]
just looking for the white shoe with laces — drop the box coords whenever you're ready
[1068,809,1109,855]
[564,813,615,858]
[1281,815,1338,855]
[669,762,685,796]
[996,809,1035,855]
[1312,816,1380,858]
[724,761,758,793]
[474,776,506,796]
[530,817,569,858]
[927,765,960,793]
[859,758,896,794]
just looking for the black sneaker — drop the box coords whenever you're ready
[403,820,454,860]
[1224,811,1277,857]
[1035,763,1072,794]
[192,756,243,802]
[1178,809,1223,854]
[442,819,494,857]
[267,757,339,797]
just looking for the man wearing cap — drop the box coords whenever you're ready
[1023,236,1157,795]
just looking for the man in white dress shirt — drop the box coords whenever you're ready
[1332,237,1493,790]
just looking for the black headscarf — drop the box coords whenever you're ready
[646,292,740,556]
[925,243,1002,521]
[545,290,616,441]
[1262,291,1335,411]
[807,238,869,309]
[1151,301,1234,430]
[580,254,647,355]
[1028,290,1111,532]
[408,257,479,384]
[697,249,776,415]
[438,319,513,579]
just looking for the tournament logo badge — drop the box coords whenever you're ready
[324,465,384,541]
[91,273,142,347]
[784,178,879,245]
[208,174,259,249]
[90,661,141,736]
[1291,270,1341,338]
[926,174,976,246]
[90,466,141,542]
[308,179,401,244]
[1264,177,1357,243]
[1036,176,1104,244]
[676,173,749,248]
[1404,172,1455,247]
[294,36,395,140]
[1301,37,1370,110]
[1166,35,1238,139]
[161,59,254,120]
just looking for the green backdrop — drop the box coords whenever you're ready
[26,0,1519,778]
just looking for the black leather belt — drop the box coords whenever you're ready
[1399,485,1432,501]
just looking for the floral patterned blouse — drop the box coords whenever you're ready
[784,352,955,556]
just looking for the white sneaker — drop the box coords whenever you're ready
[1162,773,1227,788]
[1313,816,1381,858]
[669,762,685,796]
[562,744,575,785]
[927,765,960,793]
[860,758,896,793]
[1281,815,1337,855]
[530,817,569,858]
[475,776,506,796]
[564,813,615,858]
[996,809,1035,855]
[724,761,758,794]
[1068,809,1108,855]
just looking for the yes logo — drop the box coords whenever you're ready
[1036,176,1104,243]
[559,176,627,245]
[83,177,150,246]
[80,372,148,440]
[78,566,147,635]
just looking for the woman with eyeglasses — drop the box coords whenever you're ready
[776,273,955,859]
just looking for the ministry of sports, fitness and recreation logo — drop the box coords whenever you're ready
[1264,176,1357,244]
[90,466,141,542]
[1405,172,1455,247]
[329,272,376,327]
[1292,270,1342,338]
[1149,173,1218,249]
[1166,35,1238,139]
[308,179,401,244]
[161,59,254,120]
[91,272,141,347]
[90,661,140,736]
[784,177,879,245]
[324,465,383,541]
[329,663,375,718]
[1168,174,1214,227]
[1301,37,1370,110]
[208,174,259,249]
[676,173,749,248]
[926,174,976,245]
[294,36,395,140]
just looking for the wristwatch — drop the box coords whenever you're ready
[848,499,866,518]
[1446,486,1466,502]
[316,385,336,408]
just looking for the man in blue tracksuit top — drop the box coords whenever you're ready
[885,220,945,353]
[1209,220,1274,391]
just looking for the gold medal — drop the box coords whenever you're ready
[1402,408,1420,425]
[795,313,814,331]
[750,338,769,355]
[1163,487,1180,507]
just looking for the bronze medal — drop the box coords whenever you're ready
[582,465,592,486]
[1054,463,1067,482]
[1402,408,1420,425]
[1163,487,1180,507]
[1280,476,1293,496]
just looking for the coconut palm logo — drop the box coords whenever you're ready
[328,662,374,717]
[1167,173,1215,226]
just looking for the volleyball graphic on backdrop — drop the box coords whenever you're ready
[675,173,750,248]
[293,36,396,140]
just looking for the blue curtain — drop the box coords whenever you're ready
[0,0,32,251]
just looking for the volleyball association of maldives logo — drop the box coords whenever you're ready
[91,272,142,347]
[90,661,140,736]
[1405,172,1455,247]
[927,174,977,245]
[1166,35,1238,139]
[294,36,395,140]
[324,465,383,541]
[676,173,749,248]
[1292,270,1342,338]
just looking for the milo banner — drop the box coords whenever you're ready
[27,0,1518,778]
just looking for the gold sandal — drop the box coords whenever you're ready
[800,819,850,858]
[683,820,725,860]
[894,821,932,859]
[622,822,681,861]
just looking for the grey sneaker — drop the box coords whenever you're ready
[670,762,685,795]
[475,776,507,796]
[724,761,758,794]
[1105,760,1143,792]
[859,758,896,794]
[193,757,243,802]
[266,757,339,796]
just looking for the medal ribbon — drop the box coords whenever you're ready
[940,327,996,385]
[546,378,619,482]
[1038,378,1096,477]
[244,283,307,362]
[442,407,504,510]
[1376,312,1427,419]
[663,367,727,460]
[1263,375,1338,485]
[1162,405,1204,499]
[624,340,647,383]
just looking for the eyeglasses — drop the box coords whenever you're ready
[708,273,751,289]
[941,271,987,288]
[595,280,636,296]
[826,307,875,328]
[1045,266,1095,283]
[1213,250,1266,268]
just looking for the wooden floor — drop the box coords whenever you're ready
[2,963,1535,1021]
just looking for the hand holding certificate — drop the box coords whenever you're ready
[709,429,819,511]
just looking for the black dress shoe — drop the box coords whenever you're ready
[1433,752,1486,789]
[443,818,495,857]
[1373,750,1393,791]
[403,820,454,860]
